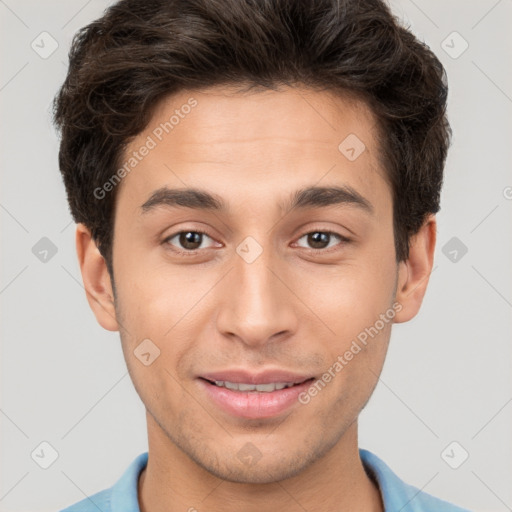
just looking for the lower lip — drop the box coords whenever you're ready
[199,378,314,419]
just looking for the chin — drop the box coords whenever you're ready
[187,437,332,485]
[202,456,310,485]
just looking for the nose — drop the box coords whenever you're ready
[215,243,299,348]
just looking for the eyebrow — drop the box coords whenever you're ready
[140,185,373,215]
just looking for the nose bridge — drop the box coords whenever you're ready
[216,237,297,346]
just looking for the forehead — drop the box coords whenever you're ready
[116,85,389,215]
[146,84,379,150]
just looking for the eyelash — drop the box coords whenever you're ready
[162,229,351,256]
[162,229,216,256]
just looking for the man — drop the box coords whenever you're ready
[53,0,470,510]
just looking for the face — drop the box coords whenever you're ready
[103,85,402,482]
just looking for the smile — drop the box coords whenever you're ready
[210,380,303,392]
[198,375,315,419]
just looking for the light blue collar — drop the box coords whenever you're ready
[104,449,470,512]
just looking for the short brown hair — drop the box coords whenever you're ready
[52,0,451,278]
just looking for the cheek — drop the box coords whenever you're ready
[115,260,203,336]
[292,250,396,391]
[113,263,207,389]
[296,260,396,333]
[118,321,192,423]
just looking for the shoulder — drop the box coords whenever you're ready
[58,452,148,512]
[359,448,472,512]
[59,488,111,512]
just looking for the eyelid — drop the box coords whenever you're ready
[292,229,352,252]
[162,228,221,255]
[161,226,352,256]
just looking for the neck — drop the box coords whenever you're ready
[138,413,383,512]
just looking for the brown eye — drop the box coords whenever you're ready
[164,230,215,252]
[307,232,330,249]
[296,231,349,251]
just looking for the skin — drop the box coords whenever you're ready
[76,85,436,512]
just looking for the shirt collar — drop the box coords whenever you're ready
[110,451,148,512]
[109,449,461,512]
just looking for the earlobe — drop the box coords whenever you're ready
[75,223,119,332]
[394,215,437,324]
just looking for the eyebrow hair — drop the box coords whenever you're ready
[283,185,373,214]
[140,185,373,215]
[141,187,227,213]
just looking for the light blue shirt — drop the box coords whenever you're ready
[60,449,471,511]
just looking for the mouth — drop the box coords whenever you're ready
[201,378,312,392]
[197,374,316,419]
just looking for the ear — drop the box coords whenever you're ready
[394,215,437,323]
[75,223,119,331]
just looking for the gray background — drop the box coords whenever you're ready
[1,1,511,511]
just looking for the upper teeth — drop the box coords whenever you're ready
[214,381,296,392]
